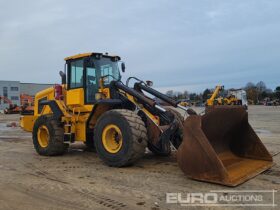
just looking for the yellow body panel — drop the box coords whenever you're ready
[64,53,93,61]
[20,115,35,132]
[66,88,84,106]
[65,88,93,113]
[64,53,120,61]
[34,87,55,116]
[74,113,90,141]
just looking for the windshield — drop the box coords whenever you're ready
[95,57,121,85]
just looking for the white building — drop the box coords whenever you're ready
[0,80,53,110]
[0,80,21,110]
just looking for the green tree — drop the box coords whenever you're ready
[275,86,280,99]
[202,89,211,102]
[189,93,197,101]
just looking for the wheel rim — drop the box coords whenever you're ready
[37,125,49,148]
[102,124,123,153]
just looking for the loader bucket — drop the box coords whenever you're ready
[177,106,273,186]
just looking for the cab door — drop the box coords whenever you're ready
[66,59,85,106]
[85,58,99,104]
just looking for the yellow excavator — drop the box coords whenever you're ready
[20,53,273,186]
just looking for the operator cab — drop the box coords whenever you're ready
[64,53,122,104]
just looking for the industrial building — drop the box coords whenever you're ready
[0,80,53,110]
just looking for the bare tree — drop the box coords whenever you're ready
[166,90,174,98]
[183,90,189,99]
[256,81,267,92]
[245,82,256,90]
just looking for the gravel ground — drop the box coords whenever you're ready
[0,106,279,210]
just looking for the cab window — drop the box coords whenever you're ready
[86,66,97,103]
[101,64,113,84]
[98,58,120,85]
[70,59,84,88]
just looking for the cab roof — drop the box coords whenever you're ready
[64,52,121,61]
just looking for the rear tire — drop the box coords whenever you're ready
[32,115,68,156]
[94,109,147,167]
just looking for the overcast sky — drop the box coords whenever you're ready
[0,0,279,93]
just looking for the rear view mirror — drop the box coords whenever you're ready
[59,71,66,84]
[121,62,126,73]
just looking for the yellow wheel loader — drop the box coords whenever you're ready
[20,53,273,186]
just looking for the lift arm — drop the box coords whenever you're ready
[206,85,224,106]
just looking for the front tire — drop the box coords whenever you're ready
[94,109,147,167]
[32,115,68,156]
